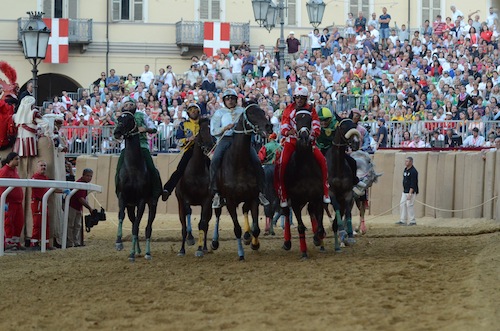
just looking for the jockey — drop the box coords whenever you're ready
[316,107,339,155]
[258,132,282,165]
[277,85,330,207]
[209,88,269,209]
[162,103,202,201]
[351,108,370,152]
[115,98,162,203]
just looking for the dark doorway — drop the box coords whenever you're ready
[19,73,81,106]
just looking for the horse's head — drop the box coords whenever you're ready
[334,111,361,149]
[114,111,137,139]
[295,110,313,149]
[196,117,215,155]
[237,102,273,138]
[351,150,383,188]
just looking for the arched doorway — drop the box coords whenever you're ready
[19,73,81,106]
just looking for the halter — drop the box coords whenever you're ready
[118,111,139,138]
[232,104,260,135]
[295,110,312,137]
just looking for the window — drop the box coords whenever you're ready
[349,0,370,17]
[111,0,144,21]
[285,0,297,26]
[200,0,220,20]
[43,0,78,18]
[422,0,441,24]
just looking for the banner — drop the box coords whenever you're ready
[42,18,69,64]
[203,22,230,57]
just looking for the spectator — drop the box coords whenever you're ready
[378,7,391,48]
[463,127,485,146]
[396,156,418,226]
[286,31,301,60]
[375,118,387,148]
[68,168,95,247]
[354,11,367,35]
[345,13,356,44]
[106,69,120,91]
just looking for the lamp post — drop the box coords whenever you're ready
[20,12,50,105]
[252,0,326,80]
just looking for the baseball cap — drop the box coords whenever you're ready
[378,118,385,124]
[290,31,295,35]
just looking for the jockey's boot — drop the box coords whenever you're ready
[161,189,171,202]
[212,193,221,209]
[323,195,331,204]
[259,193,270,206]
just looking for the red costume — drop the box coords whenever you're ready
[31,172,50,246]
[0,61,18,150]
[276,102,329,203]
[0,164,24,246]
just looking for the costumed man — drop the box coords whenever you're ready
[115,98,162,203]
[316,107,366,196]
[0,152,24,250]
[209,88,269,208]
[258,132,282,165]
[276,86,330,208]
[13,95,52,247]
[162,103,204,201]
[0,61,19,154]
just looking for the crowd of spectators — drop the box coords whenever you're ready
[40,5,500,154]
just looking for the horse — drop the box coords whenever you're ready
[281,111,325,258]
[174,118,215,257]
[325,116,361,252]
[114,110,158,261]
[350,150,382,235]
[212,103,273,260]
[263,164,279,236]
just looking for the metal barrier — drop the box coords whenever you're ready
[333,93,398,112]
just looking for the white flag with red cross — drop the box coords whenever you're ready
[42,18,69,64]
[203,22,230,57]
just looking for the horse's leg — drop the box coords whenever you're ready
[311,203,325,252]
[211,207,221,250]
[345,200,356,245]
[242,203,251,245]
[358,199,367,235]
[127,206,138,261]
[264,216,271,236]
[186,206,195,246]
[196,202,212,257]
[115,197,125,251]
[227,203,244,261]
[133,202,148,256]
[293,204,308,259]
[178,200,187,256]
[282,207,292,251]
[250,201,260,251]
[330,197,342,252]
[143,202,157,260]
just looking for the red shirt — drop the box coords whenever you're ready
[69,177,88,211]
[0,164,23,203]
[280,103,320,138]
[31,172,49,200]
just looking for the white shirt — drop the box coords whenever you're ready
[230,57,243,74]
[463,134,485,147]
[140,70,155,88]
[487,12,498,27]
[370,29,380,43]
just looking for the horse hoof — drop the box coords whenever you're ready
[239,256,245,261]
[270,231,275,236]
[187,239,195,246]
[177,251,185,257]
[195,250,204,257]
[145,254,152,260]
[264,231,269,236]
[301,253,308,260]
[115,243,123,251]
[282,241,292,251]
[128,256,135,262]
[211,241,219,251]
[313,235,321,247]
[360,223,367,235]
[319,246,326,252]
[251,242,260,251]
[347,238,357,245]
[243,232,251,245]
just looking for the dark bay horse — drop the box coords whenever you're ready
[114,111,158,261]
[213,103,273,260]
[326,116,360,252]
[282,111,325,258]
[174,118,215,257]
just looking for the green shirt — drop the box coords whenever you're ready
[316,118,338,152]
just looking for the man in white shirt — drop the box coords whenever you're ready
[450,5,464,22]
[368,23,380,45]
[463,127,485,147]
[140,65,155,90]
[230,52,243,86]
[486,7,498,28]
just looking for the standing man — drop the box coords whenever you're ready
[106,69,120,92]
[376,118,387,148]
[242,49,256,76]
[354,12,367,34]
[140,64,155,90]
[68,168,96,247]
[255,45,269,78]
[286,31,301,60]
[396,157,419,226]
[378,7,391,49]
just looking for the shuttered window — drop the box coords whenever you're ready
[43,0,78,18]
[422,0,441,24]
[286,0,296,26]
[349,0,370,16]
[200,0,220,20]
[111,0,144,21]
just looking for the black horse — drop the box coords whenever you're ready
[263,164,279,236]
[114,110,159,261]
[213,103,273,260]
[325,116,361,252]
[174,118,215,257]
[282,111,325,258]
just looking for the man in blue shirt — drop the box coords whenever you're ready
[378,7,391,49]
[106,69,120,92]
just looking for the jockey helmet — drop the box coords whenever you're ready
[318,107,333,120]
[187,103,201,113]
[294,86,308,97]
[222,89,238,99]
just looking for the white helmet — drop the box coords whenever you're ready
[294,86,309,97]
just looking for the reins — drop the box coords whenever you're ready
[232,104,260,135]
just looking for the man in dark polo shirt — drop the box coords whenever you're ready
[286,31,301,60]
[68,168,96,247]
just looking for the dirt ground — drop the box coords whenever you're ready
[0,213,499,331]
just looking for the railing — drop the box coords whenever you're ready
[175,20,250,47]
[17,18,93,44]
[332,93,399,113]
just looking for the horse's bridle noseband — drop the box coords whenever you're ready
[295,110,312,138]
[118,111,139,138]
[232,105,261,135]
[332,118,356,147]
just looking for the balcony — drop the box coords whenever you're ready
[175,20,250,55]
[17,17,92,50]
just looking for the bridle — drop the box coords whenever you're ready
[117,111,139,138]
[295,110,312,138]
[332,118,355,147]
[233,104,261,135]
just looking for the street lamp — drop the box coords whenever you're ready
[20,11,50,105]
[251,0,326,80]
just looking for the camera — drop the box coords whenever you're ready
[84,207,106,232]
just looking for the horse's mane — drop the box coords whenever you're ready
[198,117,210,125]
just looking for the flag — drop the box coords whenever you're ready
[203,22,230,57]
[43,18,69,64]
